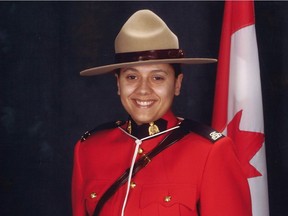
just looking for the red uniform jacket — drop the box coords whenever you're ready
[72,112,252,216]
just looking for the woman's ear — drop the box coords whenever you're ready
[115,73,120,95]
[174,73,183,96]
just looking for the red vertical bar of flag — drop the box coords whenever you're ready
[212,1,254,131]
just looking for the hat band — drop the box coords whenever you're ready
[115,49,184,63]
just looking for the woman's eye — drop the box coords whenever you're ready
[127,75,137,80]
[153,76,165,81]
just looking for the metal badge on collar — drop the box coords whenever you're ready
[148,122,160,135]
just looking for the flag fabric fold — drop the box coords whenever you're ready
[212,1,269,215]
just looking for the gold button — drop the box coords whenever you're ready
[138,148,144,154]
[164,195,172,202]
[90,192,97,199]
[130,182,136,189]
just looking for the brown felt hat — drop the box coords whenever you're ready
[80,9,217,76]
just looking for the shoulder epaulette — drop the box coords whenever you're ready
[81,120,125,142]
[180,119,224,143]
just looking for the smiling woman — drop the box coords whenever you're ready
[116,64,183,125]
[71,9,252,216]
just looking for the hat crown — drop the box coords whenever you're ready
[115,10,179,53]
[80,9,217,76]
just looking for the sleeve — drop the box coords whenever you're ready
[71,140,86,216]
[199,137,252,216]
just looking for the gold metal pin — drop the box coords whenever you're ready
[148,122,160,135]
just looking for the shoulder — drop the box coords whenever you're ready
[180,119,225,144]
[80,120,126,142]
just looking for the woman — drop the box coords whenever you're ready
[72,9,252,216]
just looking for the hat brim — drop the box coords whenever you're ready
[80,58,217,76]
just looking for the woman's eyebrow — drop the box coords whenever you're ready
[150,69,168,75]
[121,67,169,75]
[121,67,138,73]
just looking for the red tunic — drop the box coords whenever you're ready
[72,112,252,216]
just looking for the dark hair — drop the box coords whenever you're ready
[114,63,182,77]
[170,64,182,77]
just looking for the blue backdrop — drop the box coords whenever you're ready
[0,1,287,216]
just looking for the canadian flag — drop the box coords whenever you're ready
[212,1,269,215]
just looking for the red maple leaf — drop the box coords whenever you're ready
[227,110,265,178]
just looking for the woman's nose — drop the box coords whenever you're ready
[136,79,152,95]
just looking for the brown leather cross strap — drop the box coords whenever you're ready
[92,119,224,216]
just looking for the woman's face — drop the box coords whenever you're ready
[116,63,183,125]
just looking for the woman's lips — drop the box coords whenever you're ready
[134,99,155,108]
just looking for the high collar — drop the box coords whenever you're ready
[126,110,179,139]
